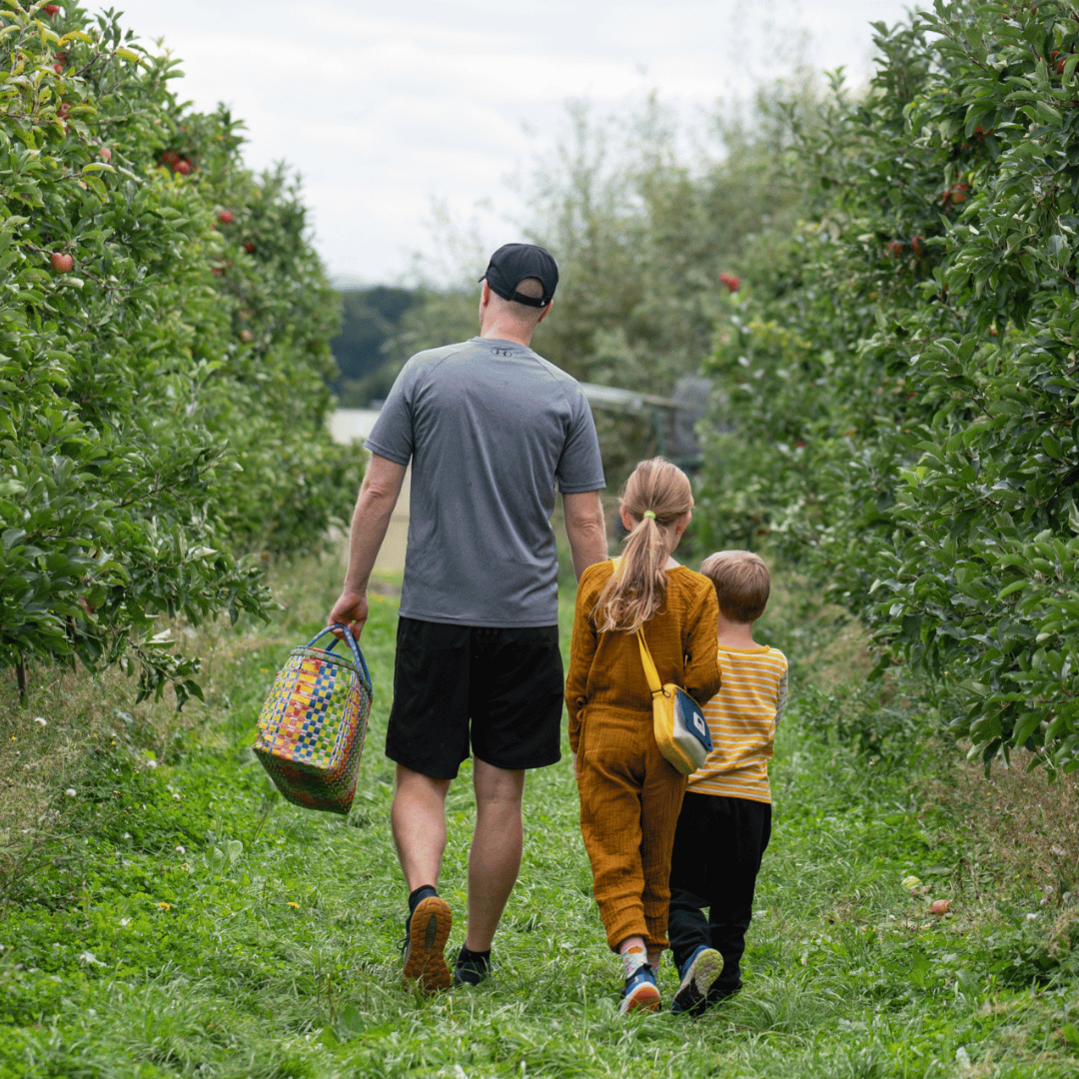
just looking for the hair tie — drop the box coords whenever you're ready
[642,510,656,520]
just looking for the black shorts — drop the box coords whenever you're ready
[385,616,564,780]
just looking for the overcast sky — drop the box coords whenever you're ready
[103,0,918,286]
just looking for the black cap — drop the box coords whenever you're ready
[480,243,558,308]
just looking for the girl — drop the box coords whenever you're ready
[566,457,720,1013]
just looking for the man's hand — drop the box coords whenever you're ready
[328,588,369,640]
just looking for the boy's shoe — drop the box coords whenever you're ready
[619,963,661,1014]
[401,895,452,993]
[453,948,493,987]
[670,946,724,1016]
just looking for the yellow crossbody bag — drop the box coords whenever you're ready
[636,629,713,775]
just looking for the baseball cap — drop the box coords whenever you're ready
[480,243,559,308]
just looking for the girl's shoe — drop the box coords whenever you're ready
[619,963,661,1014]
[670,946,724,1015]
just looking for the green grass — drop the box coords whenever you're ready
[1,557,1078,1078]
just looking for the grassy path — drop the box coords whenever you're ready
[1,563,1077,1078]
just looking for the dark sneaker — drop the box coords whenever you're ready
[401,895,452,993]
[670,946,724,1015]
[453,948,493,986]
[619,963,661,1014]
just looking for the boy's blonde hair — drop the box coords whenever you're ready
[594,457,693,634]
[700,550,770,624]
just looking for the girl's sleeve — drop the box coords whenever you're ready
[565,578,597,754]
[683,585,721,707]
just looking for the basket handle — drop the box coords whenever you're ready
[307,624,371,685]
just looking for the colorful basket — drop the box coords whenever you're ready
[253,625,372,815]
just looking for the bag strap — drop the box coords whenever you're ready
[305,624,371,685]
[635,630,666,699]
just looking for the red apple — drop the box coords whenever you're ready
[244,240,256,253]
[50,251,73,273]
[218,210,233,225]
[44,3,61,15]
[175,159,191,175]
[930,899,950,915]
[98,146,111,163]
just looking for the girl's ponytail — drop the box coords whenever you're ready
[594,457,693,634]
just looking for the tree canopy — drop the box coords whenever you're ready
[1,2,359,702]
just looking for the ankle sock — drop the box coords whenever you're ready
[408,885,438,916]
[620,945,648,979]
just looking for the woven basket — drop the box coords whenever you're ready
[253,625,372,815]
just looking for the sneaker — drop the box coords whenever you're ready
[453,948,492,986]
[619,963,661,1014]
[670,946,724,1016]
[401,895,452,993]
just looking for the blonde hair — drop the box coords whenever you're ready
[594,457,693,634]
[700,550,770,623]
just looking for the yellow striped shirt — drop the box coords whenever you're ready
[687,645,788,804]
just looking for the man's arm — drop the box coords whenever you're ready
[328,453,408,638]
[562,489,607,579]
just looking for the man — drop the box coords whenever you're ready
[328,242,607,992]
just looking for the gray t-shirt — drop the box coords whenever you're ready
[365,336,605,627]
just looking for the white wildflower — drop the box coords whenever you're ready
[65,788,76,798]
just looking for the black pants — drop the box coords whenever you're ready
[667,791,771,994]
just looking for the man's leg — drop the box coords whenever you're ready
[464,758,525,951]
[391,763,451,889]
[392,764,454,992]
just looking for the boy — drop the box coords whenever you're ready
[667,550,788,1015]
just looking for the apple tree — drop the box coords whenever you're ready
[697,1,1079,772]
[0,2,359,702]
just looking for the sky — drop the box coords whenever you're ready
[100,0,919,287]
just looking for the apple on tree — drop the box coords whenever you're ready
[50,252,73,273]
